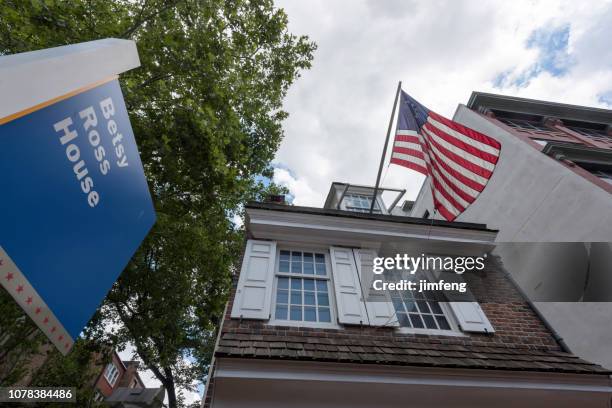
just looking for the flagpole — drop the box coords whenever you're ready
[370,81,402,214]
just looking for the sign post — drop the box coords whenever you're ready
[0,39,156,354]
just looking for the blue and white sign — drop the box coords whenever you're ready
[0,78,156,353]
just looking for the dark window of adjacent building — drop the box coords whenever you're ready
[498,118,551,132]
[589,169,612,185]
[566,126,611,143]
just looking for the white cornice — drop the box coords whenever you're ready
[246,208,497,249]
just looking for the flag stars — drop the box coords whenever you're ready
[64,343,70,349]
[58,335,63,341]
[16,285,24,293]
[4,272,13,281]
[43,317,49,324]
[51,326,56,333]
[35,307,42,314]
[26,297,32,304]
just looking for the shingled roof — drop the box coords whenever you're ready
[216,331,611,375]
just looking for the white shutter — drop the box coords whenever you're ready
[329,247,369,325]
[353,249,399,327]
[231,240,276,320]
[432,270,495,333]
[448,302,495,333]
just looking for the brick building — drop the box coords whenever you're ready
[91,351,165,407]
[202,188,612,408]
[92,352,143,402]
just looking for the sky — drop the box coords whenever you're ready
[272,0,612,208]
[123,1,612,403]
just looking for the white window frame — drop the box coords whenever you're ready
[269,245,340,329]
[341,193,386,214]
[103,362,120,386]
[390,268,465,337]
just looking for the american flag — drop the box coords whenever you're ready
[390,91,501,221]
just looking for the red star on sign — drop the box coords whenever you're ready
[65,343,70,349]
[51,326,56,333]
[4,272,13,281]
[16,285,23,293]
[58,335,63,341]
[26,297,32,304]
[35,307,42,314]
[43,317,49,324]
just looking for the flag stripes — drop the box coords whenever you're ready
[390,91,501,221]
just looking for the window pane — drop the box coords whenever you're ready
[279,260,290,272]
[315,254,325,263]
[422,314,437,329]
[318,307,331,322]
[304,291,316,305]
[404,301,418,313]
[315,262,326,276]
[436,315,451,330]
[417,301,430,314]
[316,280,327,292]
[276,305,288,320]
[304,307,317,322]
[392,297,405,312]
[291,291,302,304]
[317,292,329,306]
[289,251,302,273]
[303,253,313,262]
[277,277,289,289]
[397,313,410,327]
[290,306,302,321]
[429,302,443,314]
[276,290,288,304]
[303,279,315,291]
[291,278,302,290]
[303,262,314,274]
[280,250,290,261]
[409,313,424,328]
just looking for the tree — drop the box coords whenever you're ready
[0,1,314,406]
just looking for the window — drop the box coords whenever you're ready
[103,363,120,386]
[591,170,612,185]
[567,126,611,142]
[389,272,453,332]
[499,118,550,132]
[273,250,333,324]
[343,193,381,213]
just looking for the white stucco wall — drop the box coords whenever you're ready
[410,105,612,241]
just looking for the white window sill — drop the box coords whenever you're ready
[268,319,340,330]
[395,327,467,337]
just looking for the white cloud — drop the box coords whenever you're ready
[273,167,321,206]
[273,0,612,206]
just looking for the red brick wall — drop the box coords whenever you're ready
[94,352,126,397]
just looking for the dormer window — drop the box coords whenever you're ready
[343,193,381,213]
